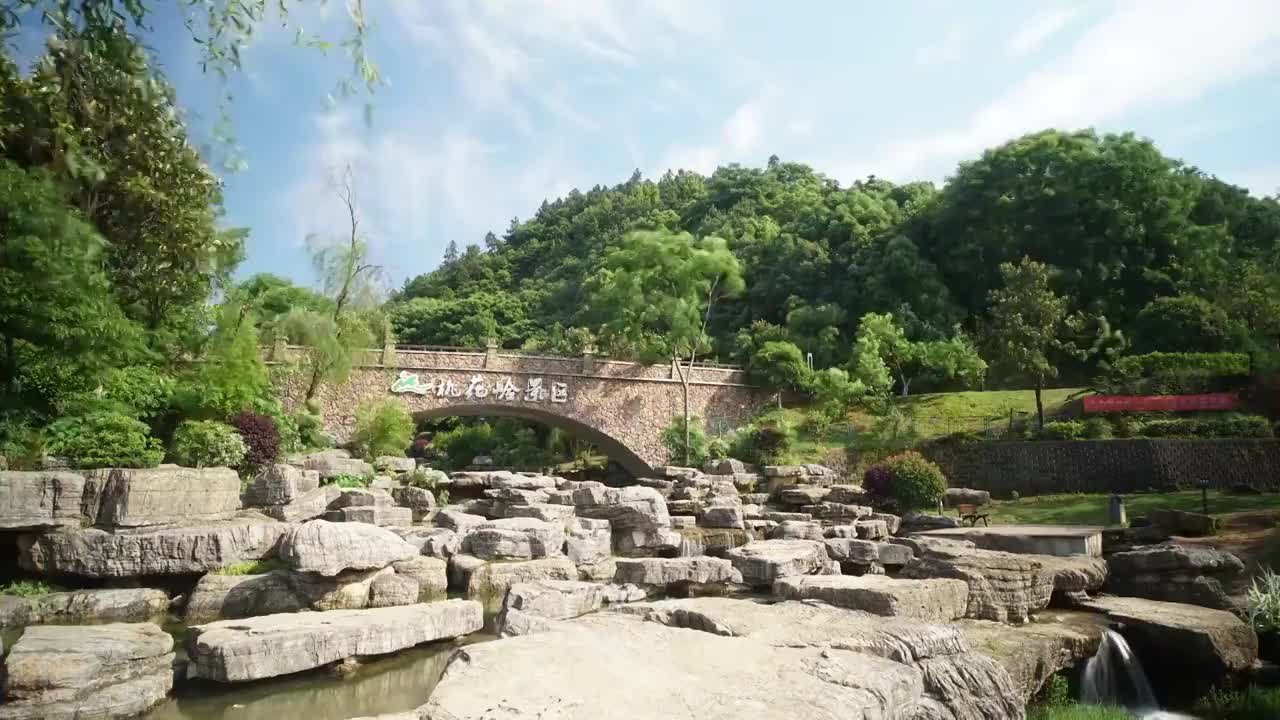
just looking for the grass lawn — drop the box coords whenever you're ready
[848,386,1088,441]
[987,490,1280,526]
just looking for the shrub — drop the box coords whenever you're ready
[1246,568,1280,634]
[1101,351,1251,395]
[731,420,795,467]
[881,451,948,511]
[228,411,281,473]
[1110,415,1146,438]
[294,400,331,450]
[799,410,834,438]
[431,421,497,470]
[170,420,248,468]
[1193,686,1280,720]
[662,416,709,468]
[706,436,731,461]
[1082,417,1113,439]
[863,463,892,499]
[97,365,176,420]
[351,400,415,459]
[45,413,164,469]
[406,468,450,504]
[325,474,370,489]
[1039,421,1085,440]
[0,579,64,597]
[748,340,810,392]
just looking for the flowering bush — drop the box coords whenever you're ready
[228,411,281,473]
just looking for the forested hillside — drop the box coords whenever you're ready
[389,130,1280,386]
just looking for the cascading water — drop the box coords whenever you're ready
[1080,629,1197,719]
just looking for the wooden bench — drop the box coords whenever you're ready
[956,503,989,527]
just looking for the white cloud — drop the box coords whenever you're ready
[1006,7,1081,57]
[654,90,776,175]
[836,0,1280,183]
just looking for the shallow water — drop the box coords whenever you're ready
[144,640,460,720]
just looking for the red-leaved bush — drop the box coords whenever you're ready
[863,463,893,499]
[228,411,280,474]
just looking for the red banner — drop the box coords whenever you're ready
[1083,393,1239,413]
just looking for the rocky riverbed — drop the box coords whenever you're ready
[0,452,1265,719]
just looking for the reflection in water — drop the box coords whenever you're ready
[144,642,457,720]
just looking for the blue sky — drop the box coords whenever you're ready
[17,1,1280,289]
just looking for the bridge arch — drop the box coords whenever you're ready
[273,345,769,473]
[411,403,651,477]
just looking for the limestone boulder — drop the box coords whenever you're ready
[391,486,437,522]
[0,470,85,529]
[1041,555,1108,594]
[956,612,1107,700]
[855,519,889,540]
[900,545,1054,623]
[187,601,483,682]
[434,509,488,533]
[1105,543,1244,609]
[900,513,962,533]
[185,570,305,622]
[496,580,646,637]
[778,486,830,505]
[1082,595,1258,693]
[278,520,417,576]
[0,622,174,720]
[700,505,744,529]
[762,511,812,523]
[290,567,393,611]
[803,502,872,521]
[824,537,881,564]
[564,517,612,577]
[300,451,373,480]
[326,505,412,526]
[466,557,578,609]
[462,517,563,561]
[726,539,831,587]
[614,557,741,588]
[391,556,448,599]
[374,456,416,474]
[18,516,289,578]
[1148,509,1217,538]
[85,466,242,528]
[368,572,420,608]
[28,588,170,626]
[675,527,752,557]
[873,512,901,535]
[827,484,867,505]
[260,485,340,522]
[704,458,750,475]
[774,575,969,621]
[769,520,824,541]
[395,527,459,559]
[243,464,318,507]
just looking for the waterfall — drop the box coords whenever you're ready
[1080,629,1199,719]
[1081,629,1159,710]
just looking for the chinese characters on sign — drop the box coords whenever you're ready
[391,371,569,404]
[1082,393,1238,413]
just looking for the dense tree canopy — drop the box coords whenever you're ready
[393,132,1279,389]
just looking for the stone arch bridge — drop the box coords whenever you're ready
[273,342,769,475]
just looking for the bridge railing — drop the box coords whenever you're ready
[266,340,749,386]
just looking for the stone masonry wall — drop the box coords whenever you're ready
[274,347,768,474]
[923,439,1280,497]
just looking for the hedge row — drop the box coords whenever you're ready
[1040,413,1274,441]
[1099,352,1251,395]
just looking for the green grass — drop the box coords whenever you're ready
[0,579,64,597]
[215,559,285,576]
[1194,686,1280,720]
[1027,707,1131,720]
[324,473,371,489]
[987,490,1280,526]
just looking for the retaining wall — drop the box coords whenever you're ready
[922,439,1280,496]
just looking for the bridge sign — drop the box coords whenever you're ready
[391,371,569,403]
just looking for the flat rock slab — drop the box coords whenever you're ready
[1104,543,1244,610]
[18,516,290,578]
[187,600,483,682]
[0,471,86,530]
[901,545,1054,623]
[87,466,243,528]
[915,525,1103,558]
[466,557,578,609]
[613,557,741,587]
[279,520,418,576]
[26,588,170,626]
[726,539,830,586]
[496,580,647,636]
[422,612,926,720]
[1081,595,1258,677]
[0,622,174,720]
[774,575,969,622]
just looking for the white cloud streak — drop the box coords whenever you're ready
[1006,7,1081,57]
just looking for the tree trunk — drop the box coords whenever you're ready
[304,363,323,404]
[899,372,911,397]
[1035,378,1045,431]
[681,374,691,466]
